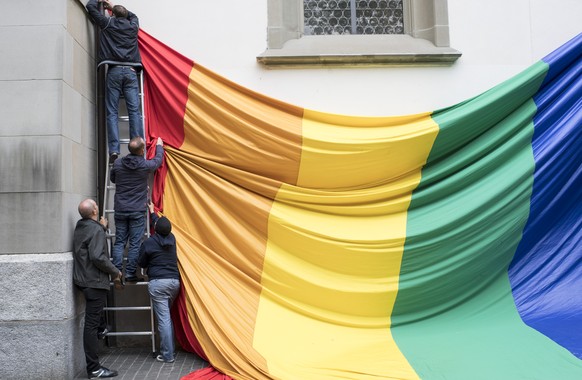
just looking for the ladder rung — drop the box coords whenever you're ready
[104,209,115,214]
[105,332,153,337]
[104,306,152,311]
[109,281,149,286]
[118,116,129,122]
[107,184,115,189]
[119,138,130,144]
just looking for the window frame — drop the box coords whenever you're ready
[257,0,461,67]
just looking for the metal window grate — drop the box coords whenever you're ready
[304,0,404,35]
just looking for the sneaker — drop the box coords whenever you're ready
[109,153,119,165]
[156,354,175,363]
[88,367,118,378]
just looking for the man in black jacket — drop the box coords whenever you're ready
[85,0,143,164]
[111,136,164,282]
[73,199,122,378]
[138,202,180,363]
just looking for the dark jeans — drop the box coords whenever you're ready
[78,286,108,374]
[112,211,146,277]
[106,66,143,154]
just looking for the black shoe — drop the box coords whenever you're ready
[125,276,145,283]
[88,367,118,378]
[97,327,109,340]
[109,153,119,165]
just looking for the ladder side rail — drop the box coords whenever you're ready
[106,332,153,337]
[105,306,152,311]
[98,63,115,252]
[97,61,119,346]
[140,68,150,241]
[140,69,156,355]
[94,0,107,216]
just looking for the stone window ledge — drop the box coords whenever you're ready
[257,35,461,67]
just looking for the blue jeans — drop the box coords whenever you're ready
[106,66,143,154]
[148,278,180,361]
[112,212,145,277]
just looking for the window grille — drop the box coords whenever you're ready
[304,0,404,36]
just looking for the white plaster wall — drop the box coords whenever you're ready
[112,0,580,116]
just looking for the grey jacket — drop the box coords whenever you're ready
[73,218,119,290]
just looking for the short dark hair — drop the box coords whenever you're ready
[154,216,172,236]
[112,5,128,18]
[128,137,145,155]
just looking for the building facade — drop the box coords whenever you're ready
[0,1,95,378]
[0,0,580,378]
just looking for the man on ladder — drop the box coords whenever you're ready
[86,0,143,164]
[111,137,164,283]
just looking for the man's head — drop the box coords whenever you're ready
[128,137,145,155]
[112,5,128,18]
[78,199,98,220]
[154,217,172,236]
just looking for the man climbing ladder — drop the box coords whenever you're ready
[86,0,143,164]
[110,137,164,283]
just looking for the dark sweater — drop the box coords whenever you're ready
[110,145,163,212]
[86,0,141,64]
[137,214,180,280]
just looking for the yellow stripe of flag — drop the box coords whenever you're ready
[253,110,438,379]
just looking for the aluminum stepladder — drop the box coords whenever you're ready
[96,59,156,356]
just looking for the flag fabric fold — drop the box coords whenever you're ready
[138,30,582,380]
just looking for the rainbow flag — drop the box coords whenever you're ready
[138,30,582,379]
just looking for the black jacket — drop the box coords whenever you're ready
[86,0,141,64]
[73,218,119,290]
[137,214,180,280]
[110,145,163,212]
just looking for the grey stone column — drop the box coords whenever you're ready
[0,0,97,378]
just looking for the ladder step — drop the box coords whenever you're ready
[104,306,152,311]
[106,233,149,239]
[116,115,146,122]
[119,138,130,144]
[109,280,149,285]
[105,332,153,337]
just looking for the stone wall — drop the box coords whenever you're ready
[0,0,97,378]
